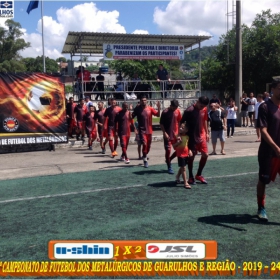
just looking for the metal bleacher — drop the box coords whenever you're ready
[68,78,200,110]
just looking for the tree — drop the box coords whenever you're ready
[201,10,280,96]
[56,57,67,62]
[110,60,170,80]
[0,19,30,72]
[23,56,59,73]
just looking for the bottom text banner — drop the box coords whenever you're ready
[0,261,278,277]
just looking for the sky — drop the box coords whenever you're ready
[1,0,280,60]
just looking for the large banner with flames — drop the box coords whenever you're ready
[0,73,67,146]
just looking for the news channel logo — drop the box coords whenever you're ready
[0,1,14,18]
[53,242,114,260]
[146,243,206,259]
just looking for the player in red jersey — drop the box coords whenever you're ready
[74,98,87,141]
[256,79,280,222]
[103,98,122,157]
[66,97,76,138]
[115,102,135,163]
[83,105,97,150]
[160,99,182,174]
[94,101,106,153]
[181,96,209,184]
[132,95,161,168]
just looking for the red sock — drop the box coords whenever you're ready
[257,195,265,208]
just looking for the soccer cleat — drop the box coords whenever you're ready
[168,167,174,174]
[89,146,92,150]
[101,148,106,154]
[76,135,80,141]
[111,151,118,157]
[119,156,125,161]
[188,177,196,185]
[125,158,130,164]
[195,175,208,184]
[257,208,268,221]
[144,160,148,168]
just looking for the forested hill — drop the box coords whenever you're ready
[183,46,217,69]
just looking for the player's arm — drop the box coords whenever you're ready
[114,114,118,132]
[103,109,108,126]
[74,109,77,123]
[154,101,161,117]
[95,123,100,140]
[260,127,280,157]
[159,112,169,140]
[172,135,182,148]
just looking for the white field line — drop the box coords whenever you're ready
[0,172,258,204]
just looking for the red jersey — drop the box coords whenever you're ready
[132,105,159,134]
[174,135,189,157]
[115,110,134,137]
[77,69,91,81]
[74,104,87,121]
[160,108,182,141]
[104,106,122,127]
[94,108,106,126]
[181,104,207,150]
[83,112,96,132]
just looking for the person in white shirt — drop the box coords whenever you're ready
[254,93,265,142]
[248,92,257,127]
[226,100,238,138]
[85,96,93,111]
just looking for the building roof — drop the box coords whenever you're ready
[61,32,211,56]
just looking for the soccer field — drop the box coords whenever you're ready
[0,155,279,278]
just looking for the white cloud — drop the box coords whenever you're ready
[132,29,149,34]
[19,2,126,59]
[153,0,280,46]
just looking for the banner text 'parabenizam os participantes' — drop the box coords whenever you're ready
[0,73,67,146]
[103,44,185,60]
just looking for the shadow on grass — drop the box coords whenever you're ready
[99,164,141,169]
[198,214,280,232]
[133,170,167,175]
[233,141,257,143]
[148,181,182,188]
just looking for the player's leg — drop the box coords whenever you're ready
[141,133,149,168]
[187,149,196,185]
[102,128,108,154]
[257,153,272,221]
[164,138,173,174]
[123,136,130,163]
[195,141,208,184]
[113,133,119,153]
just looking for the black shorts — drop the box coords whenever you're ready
[258,149,273,185]
[107,126,115,137]
[98,126,103,138]
[178,156,188,167]
[248,112,254,119]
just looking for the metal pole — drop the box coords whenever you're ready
[235,0,242,126]
[40,0,46,73]
[79,38,83,99]
[198,41,201,97]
